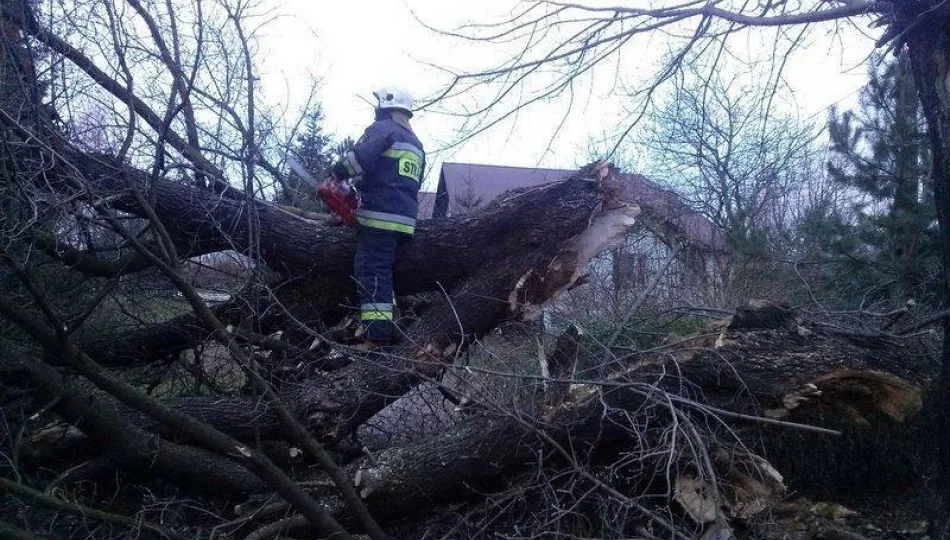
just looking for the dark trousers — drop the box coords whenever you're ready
[354,227,406,342]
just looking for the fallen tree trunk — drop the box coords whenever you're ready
[81,292,259,367]
[1,350,267,497]
[637,301,933,424]
[93,164,644,445]
[118,297,933,454]
[242,302,935,537]
[73,156,635,370]
[70,149,599,289]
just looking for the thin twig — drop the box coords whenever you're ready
[604,243,685,352]
[897,308,950,335]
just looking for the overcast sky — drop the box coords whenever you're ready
[256,0,881,191]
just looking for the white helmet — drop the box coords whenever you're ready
[373,86,414,116]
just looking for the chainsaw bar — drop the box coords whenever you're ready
[286,156,320,188]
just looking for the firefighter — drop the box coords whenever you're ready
[330,86,425,348]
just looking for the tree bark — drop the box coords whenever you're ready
[2,351,267,496]
[111,165,643,444]
[905,21,950,533]
[63,155,631,369]
[239,303,932,537]
[357,305,931,514]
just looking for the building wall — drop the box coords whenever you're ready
[543,226,723,331]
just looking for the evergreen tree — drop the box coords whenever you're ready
[279,106,343,212]
[824,52,938,306]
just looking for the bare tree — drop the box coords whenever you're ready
[640,63,819,303]
[647,67,814,247]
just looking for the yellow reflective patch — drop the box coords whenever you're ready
[384,149,422,182]
[361,310,393,321]
[356,216,415,235]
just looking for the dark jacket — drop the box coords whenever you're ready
[332,114,425,235]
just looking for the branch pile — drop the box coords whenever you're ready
[1,153,938,538]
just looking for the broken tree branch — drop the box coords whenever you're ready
[0,476,192,540]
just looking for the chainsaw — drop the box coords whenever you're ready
[287,156,359,227]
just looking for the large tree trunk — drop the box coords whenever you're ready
[69,149,598,289]
[238,302,933,537]
[1,351,266,496]
[64,154,636,369]
[892,52,925,303]
[905,23,950,534]
[102,164,643,444]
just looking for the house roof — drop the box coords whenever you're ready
[440,163,567,214]
[428,162,725,253]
